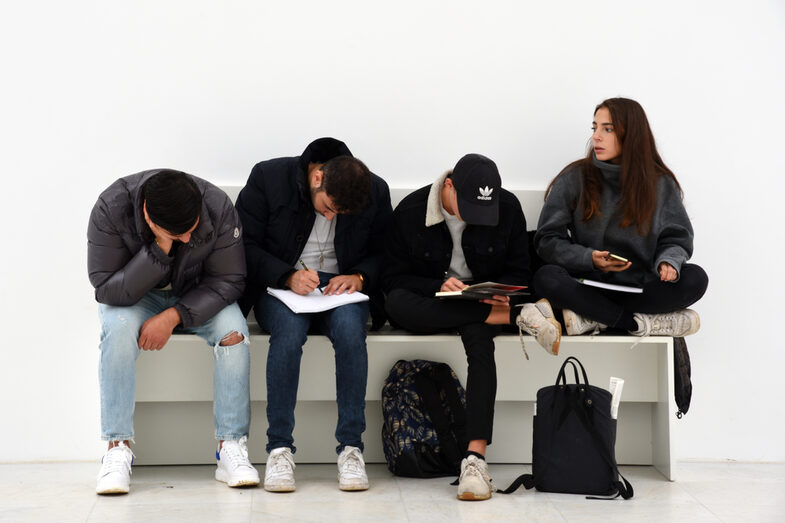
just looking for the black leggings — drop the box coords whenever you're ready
[533,263,709,331]
[385,288,501,445]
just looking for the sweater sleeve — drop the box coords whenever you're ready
[534,173,595,273]
[653,178,694,280]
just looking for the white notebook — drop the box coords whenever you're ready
[266,287,369,314]
[575,278,643,293]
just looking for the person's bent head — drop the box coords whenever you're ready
[310,156,371,219]
[142,169,202,234]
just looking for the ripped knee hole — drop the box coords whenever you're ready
[219,332,244,346]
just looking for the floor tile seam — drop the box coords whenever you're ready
[392,474,414,522]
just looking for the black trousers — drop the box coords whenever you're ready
[385,288,501,445]
[533,263,709,331]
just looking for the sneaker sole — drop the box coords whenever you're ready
[339,482,369,491]
[96,485,129,495]
[215,469,260,488]
[457,491,491,501]
[536,299,561,355]
[264,483,296,492]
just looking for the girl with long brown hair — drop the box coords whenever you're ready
[533,98,708,337]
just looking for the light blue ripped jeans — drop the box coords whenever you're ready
[98,290,250,441]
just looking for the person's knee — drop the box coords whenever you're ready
[219,331,245,346]
[680,264,709,303]
[100,309,143,345]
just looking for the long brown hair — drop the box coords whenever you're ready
[547,98,682,235]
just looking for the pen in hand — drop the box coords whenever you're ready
[299,259,323,294]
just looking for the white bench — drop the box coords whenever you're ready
[132,187,678,481]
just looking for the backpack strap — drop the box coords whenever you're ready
[497,473,536,494]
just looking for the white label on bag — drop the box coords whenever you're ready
[609,377,625,419]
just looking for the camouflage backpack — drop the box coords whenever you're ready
[381,360,468,477]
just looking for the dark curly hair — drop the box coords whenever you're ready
[142,169,202,234]
[321,156,371,214]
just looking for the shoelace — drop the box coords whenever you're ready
[462,459,496,492]
[515,314,531,360]
[269,451,295,475]
[222,437,252,470]
[339,449,365,477]
[100,446,134,477]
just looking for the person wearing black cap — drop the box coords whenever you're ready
[235,138,392,492]
[382,154,562,501]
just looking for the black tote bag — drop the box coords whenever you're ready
[501,357,633,499]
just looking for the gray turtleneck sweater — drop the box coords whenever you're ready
[534,157,693,286]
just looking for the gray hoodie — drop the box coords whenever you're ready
[534,157,693,286]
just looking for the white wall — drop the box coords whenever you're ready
[1,0,783,462]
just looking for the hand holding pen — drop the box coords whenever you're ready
[286,259,322,295]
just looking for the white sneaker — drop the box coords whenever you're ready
[457,455,493,501]
[215,436,260,488]
[516,299,562,356]
[337,446,369,491]
[563,309,607,336]
[96,442,134,495]
[264,447,296,492]
[630,309,700,337]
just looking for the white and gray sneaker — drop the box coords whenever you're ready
[215,436,260,488]
[516,299,562,356]
[457,455,493,501]
[630,309,700,337]
[563,309,607,336]
[264,447,296,492]
[337,446,369,491]
[96,442,134,495]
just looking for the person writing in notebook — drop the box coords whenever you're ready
[533,97,708,337]
[382,153,561,501]
[235,137,392,492]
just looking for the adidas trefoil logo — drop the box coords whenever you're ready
[477,186,493,201]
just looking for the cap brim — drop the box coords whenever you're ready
[457,199,499,226]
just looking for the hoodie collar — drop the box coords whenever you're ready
[425,170,451,227]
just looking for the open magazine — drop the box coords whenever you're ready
[435,282,528,300]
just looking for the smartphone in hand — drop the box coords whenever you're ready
[607,253,629,263]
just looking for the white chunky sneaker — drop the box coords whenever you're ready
[630,309,700,337]
[457,455,493,501]
[96,442,134,495]
[337,446,369,491]
[516,299,562,356]
[563,309,607,336]
[215,436,260,488]
[264,447,296,492]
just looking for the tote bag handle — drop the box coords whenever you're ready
[555,356,590,387]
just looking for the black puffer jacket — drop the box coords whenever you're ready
[235,138,392,328]
[87,169,246,328]
[383,173,531,296]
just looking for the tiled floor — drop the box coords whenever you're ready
[0,462,783,522]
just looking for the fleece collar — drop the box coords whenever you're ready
[425,170,452,227]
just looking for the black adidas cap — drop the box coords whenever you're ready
[451,153,501,226]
